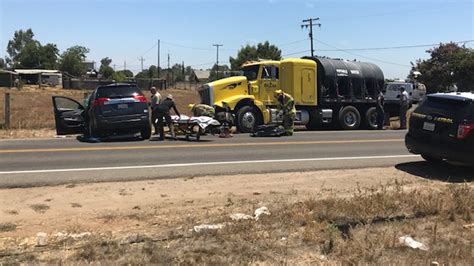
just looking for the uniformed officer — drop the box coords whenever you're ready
[376,90,385,130]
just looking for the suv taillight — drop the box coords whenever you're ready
[92,97,110,107]
[134,95,147,103]
[457,122,474,140]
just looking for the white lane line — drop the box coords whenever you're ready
[0,155,420,175]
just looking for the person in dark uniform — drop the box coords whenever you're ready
[376,90,385,130]
[156,94,181,140]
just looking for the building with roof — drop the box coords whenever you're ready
[191,70,211,83]
[0,70,18,87]
[14,69,63,87]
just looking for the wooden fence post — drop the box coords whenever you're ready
[4,93,10,129]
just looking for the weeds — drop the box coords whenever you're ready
[29,204,50,213]
[0,222,17,232]
[3,181,472,264]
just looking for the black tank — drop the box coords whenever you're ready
[302,57,385,100]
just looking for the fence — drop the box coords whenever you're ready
[0,87,201,131]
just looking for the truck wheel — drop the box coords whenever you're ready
[365,107,378,130]
[338,106,361,130]
[236,106,262,133]
[305,109,319,130]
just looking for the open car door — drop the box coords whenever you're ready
[52,96,85,135]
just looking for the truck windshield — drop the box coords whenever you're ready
[242,65,260,81]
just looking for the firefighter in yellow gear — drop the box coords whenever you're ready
[274,90,296,136]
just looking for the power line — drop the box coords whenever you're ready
[314,39,411,67]
[316,40,474,52]
[322,3,467,21]
[278,38,310,47]
[282,50,311,57]
[189,62,215,67]
[140,43,158,57]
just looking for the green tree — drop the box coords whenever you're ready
[148,65,158,78]
[39,43,59,69]
[209,64,230,81]
[0,58,5,69]
[413,42,474,92]
[99,57,114,79]
[6,28,35,66]
[14,41,58,69]
[229,41,281,70]
[171,63,185,82]
[135,70,148,79]
[116,69,133,78]
[5,28,58,69]
[15,41,41,68]
[58,46,89,76]
[112,71,127,83]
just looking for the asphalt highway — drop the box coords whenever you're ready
[0,130,421,187]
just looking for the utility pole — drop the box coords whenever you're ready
[301,18,321,57]
[124,61,126,70]
[113,64,116,71]
[213,44,223,79]
[167,53,170,87]
[139,57,145,72]
[157,39,160,78]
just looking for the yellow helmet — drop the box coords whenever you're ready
[274,89,283,96]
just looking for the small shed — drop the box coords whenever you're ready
[0,70,18,87]
[191,70,211,83]
[14,69,63,87]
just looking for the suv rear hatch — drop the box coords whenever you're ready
[94,85,147,117]
[409,94,473,142]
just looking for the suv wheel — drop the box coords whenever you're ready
[141,126,152,140]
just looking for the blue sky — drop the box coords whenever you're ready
[1,0,473,78]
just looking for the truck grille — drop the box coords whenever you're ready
[198,85,211,105]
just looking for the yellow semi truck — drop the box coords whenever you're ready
[197,57,385,132]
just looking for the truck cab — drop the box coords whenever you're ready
[198,59,316,132]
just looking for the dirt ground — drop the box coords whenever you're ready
[1,167,472,264]
[0,86,200,138]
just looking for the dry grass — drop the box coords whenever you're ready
[29,204,50,213]
[0,86,199,137]
[2,181,472,264]
[0,222,17,232]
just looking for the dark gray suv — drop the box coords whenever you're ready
[405,92,474,165]
[52,83,151,139]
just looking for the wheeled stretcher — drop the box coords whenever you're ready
[170,115,220,141]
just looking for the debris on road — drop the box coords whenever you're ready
[230,213,253,221]
[230,206,271,221]
[399,235,429,251]
[193,223,226,233]
[54,232,91,240]
[36,232,48,246]
[463,223,474,229]
[255,206,271,220]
